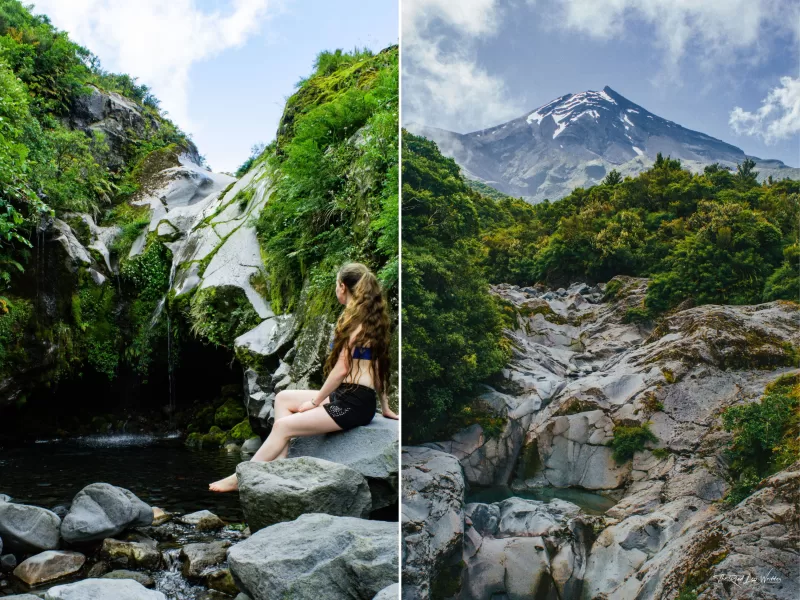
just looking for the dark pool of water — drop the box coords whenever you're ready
[0,434,245,521]
[466,485,617,515]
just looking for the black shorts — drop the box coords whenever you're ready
[323,383,377,430]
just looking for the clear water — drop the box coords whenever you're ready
[0,434,245,521]
[466,485,617,515]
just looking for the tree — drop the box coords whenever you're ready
[603,169,622,186]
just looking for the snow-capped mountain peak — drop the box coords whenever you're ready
[407,86,798,203]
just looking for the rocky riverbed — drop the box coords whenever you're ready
[1,417,400,600]
[402,277,799,600]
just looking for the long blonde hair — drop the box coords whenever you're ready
[323,263,391,394]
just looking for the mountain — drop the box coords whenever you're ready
[407,86,800,203]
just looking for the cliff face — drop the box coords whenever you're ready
[402,278,799,600]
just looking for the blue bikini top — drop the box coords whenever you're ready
[329,341,373,360]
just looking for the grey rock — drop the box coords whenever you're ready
[45,578,167,599]
[207,568,239,595]
[228,513,397,600]
[401,447,465,600]
[373,583,400,600]
[234,315,296,364]
[241,437,262,454]
[1,553,17,572]
[61,483,152,543]
[288,416,398,509]
[237,458,371,532]
[13,551,86,586]
[103,569,155,587]
[101,536,160,569]
[177,510,224,531]
[0,494,12,503]
[179,541,231,579]
[4,595,43,600]
[0,502,61,553]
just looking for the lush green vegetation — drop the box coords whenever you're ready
[722,373,799,504]
[609,423,658,463]
[476,155,798,314]
[255,47,399,320]
[0,0,190,302]
[401,132,510,443]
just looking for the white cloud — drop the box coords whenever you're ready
[402,0,523,131]
[548,0,798,80]
[30,0,279,130]
[729,76,800,143]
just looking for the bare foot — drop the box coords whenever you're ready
[209,474,238,492]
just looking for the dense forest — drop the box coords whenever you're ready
[402,130,799,442]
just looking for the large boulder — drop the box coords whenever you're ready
[13,550,86,586]
[44,578,167,599]
[401,446,465,600]
[0,502,61,553]
[61,484,152,543]
[288,416,398,509]
[237,458,371,532]
[228,513,398,600]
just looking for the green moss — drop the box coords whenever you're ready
[518,301,567,325]
[214,398,246,430]
[0,297,33,377]
[603,279,623,300]
[609,423,658,463]
[641,392,665,413]
[623,306,652,324]
[189,286,261,347]
[430,560,464,599]
[230,419,254,442]
[652,448,671,459]
[662,368,676,384]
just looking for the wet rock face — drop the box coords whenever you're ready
[0,503,61,553]
[227,513,398,600]
[61,483,153,543]
[401,446,465,600]
[237,458,372,532]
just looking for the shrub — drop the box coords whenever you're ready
[721,374,799,503]
[609,423,658,463]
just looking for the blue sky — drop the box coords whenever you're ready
[32,0,399,173]
[403,0,800,167]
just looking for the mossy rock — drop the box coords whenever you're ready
[186,428,227,450]
[230,419,254,442]
[214,399,246,430]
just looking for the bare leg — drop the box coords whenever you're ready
[273,389,319,458]
[209,400,339,492]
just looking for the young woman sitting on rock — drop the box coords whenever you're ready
[209,262,398,492]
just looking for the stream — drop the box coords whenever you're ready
[0,434,244,521]
[466,485,617,515]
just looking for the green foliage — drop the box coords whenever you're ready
[609,423,658,463]
[0,0,188,295]
[120,239,171,302]
[402,132,511,442]
[721,374,799,504]
[230,419,254,442]
[189,286,261,348]
[214,398,247,430]
[0,296,31,375]
[461,145,798,311]
[256,47,398,319]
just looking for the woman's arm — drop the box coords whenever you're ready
[296,347,349,412]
